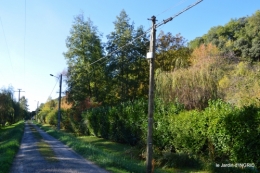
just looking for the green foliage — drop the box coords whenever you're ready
[156,44,222,110]
[189,10,260,61]
[105,10,149,103]
[156,41,260,109]
[156,31,191,71]
[173,100,260,169]
[218,61,260,107]
[64,14,105,112]
[0,87,26,126]
[224,106,260,166]
[45,109,58,126]
[0,121,24,173]
[83,98,185,149]
[83,99,148,145]
[37,8,260,172]
[158,152,200,169]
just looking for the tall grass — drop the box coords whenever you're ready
[0,121,24,173]
[156,44,260,109]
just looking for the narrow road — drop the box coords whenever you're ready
[10,122,109,173]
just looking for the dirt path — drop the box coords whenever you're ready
[10,122,109,173]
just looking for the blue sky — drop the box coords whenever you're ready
[0,0,260,111]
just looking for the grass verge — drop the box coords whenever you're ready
[36,124,172,173]
[36,123,208,173]
[29,124,58,162]
[0,121,24,173]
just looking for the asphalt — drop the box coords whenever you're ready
[10,122,109,173]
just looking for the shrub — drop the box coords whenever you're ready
[45,109,57,126]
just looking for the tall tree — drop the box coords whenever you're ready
[64,14,104,110]
[19,96,29,120]
[0,86,24,125]
[106,10,149,103]
[156,31,191,71]
[0,90,13,126]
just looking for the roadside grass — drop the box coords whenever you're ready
[0,121,24,173]
[28,124,58,162]
[36,123,207,173]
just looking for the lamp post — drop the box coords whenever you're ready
[50,74,62,130]
[34,100,39,122]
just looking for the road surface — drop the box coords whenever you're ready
[10,122,109,173]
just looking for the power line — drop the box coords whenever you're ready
[156,0,203,28]
[145,1,203,171]
[0,17,14,74]
[156,0,189,17]
[89,0,203,68]
[14,89,25,102]
[69,0,202,80]
[23,0,27,89]
[46,79,59,103]
[89,28,151,66]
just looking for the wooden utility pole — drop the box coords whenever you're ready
[57,74,62,130]
[15,89,25,102]
[146,15,156,173]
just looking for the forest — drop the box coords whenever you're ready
[23,10,260,171]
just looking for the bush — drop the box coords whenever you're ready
[45,109,57,126]
[224,106,260,168]
[83,99,148,145]
[81,98,260,170]
[159,152,201,169]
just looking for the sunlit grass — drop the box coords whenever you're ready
[29,124,58,162]
[0,121,24,173]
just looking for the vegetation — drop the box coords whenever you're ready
[36,10,260,172]
[189,10,260,61]
[0,121,24,173]
[36,123,188,173]
[156,43,260,109]
[0,86,29,126]
[29,124,58,162]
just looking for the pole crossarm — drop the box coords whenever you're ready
[14,89,25,102]
[156,0,203,28]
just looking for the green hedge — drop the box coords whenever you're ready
[82,99,260,170]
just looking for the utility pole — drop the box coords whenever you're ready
[144,2,203,172]
[15,89,25,102]
[36,101,39,122]
[146,15,156,173]
[50,73,62,130]
[57,74,62,130]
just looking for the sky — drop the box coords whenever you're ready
[0,0,260,111]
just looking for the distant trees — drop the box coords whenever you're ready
[189,10,260,61]
[0,87,27,126]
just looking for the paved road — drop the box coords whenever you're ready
[10,122,109,173]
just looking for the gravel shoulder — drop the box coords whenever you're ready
[10,122,109,173]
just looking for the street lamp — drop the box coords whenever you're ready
[50,74,62,130]
[34,100,39,122]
